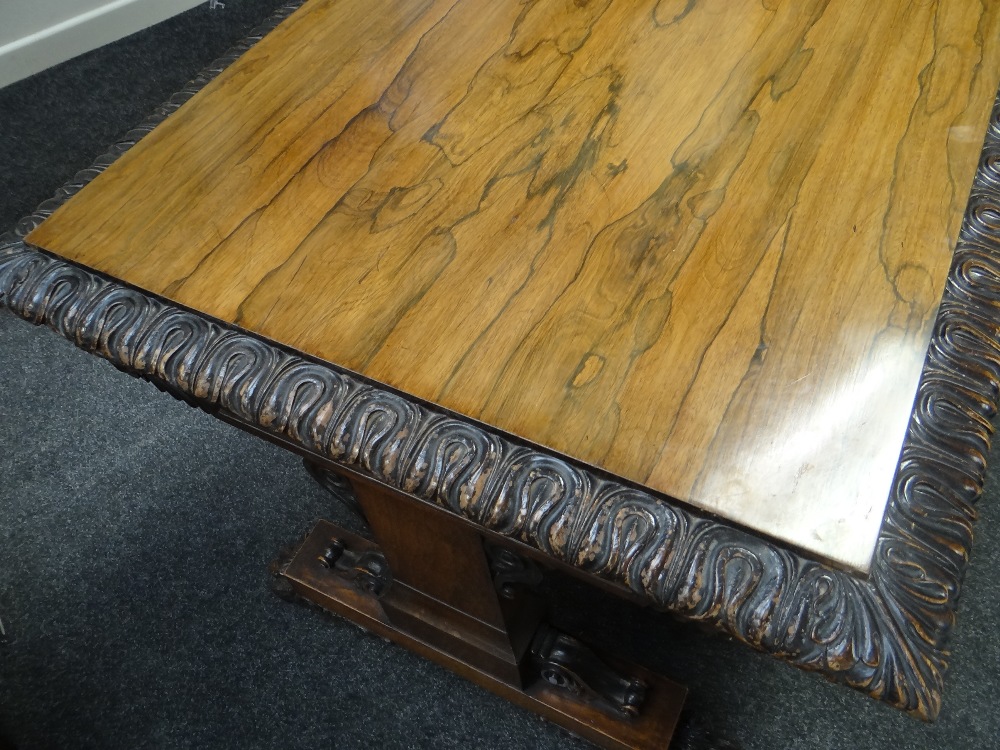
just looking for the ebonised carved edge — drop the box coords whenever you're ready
[1,0,998,720]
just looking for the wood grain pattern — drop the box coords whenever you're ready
[7,8,1000,714]
[26,0,1000,571]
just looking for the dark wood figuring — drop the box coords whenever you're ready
[4,0,1000,724]
[24,0,1000,572]
[278,475,687,749]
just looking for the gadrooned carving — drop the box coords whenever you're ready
[3,0,999,720]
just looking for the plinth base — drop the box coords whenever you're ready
[276,520,686,750]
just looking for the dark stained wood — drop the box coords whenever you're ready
[350,476,528,683]
[356,478,509,628]
[280,512,687,750]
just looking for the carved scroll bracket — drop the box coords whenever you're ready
[531,623,647,718]
[317,537,391,598]
[487,544,544,599]
[304,460,366,523]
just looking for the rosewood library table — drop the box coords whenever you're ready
[5,0,1000,746]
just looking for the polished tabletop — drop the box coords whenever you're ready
[26,0,1000,572]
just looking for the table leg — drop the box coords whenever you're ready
[275,468,686,749]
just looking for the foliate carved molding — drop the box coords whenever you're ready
[3,0,999,720]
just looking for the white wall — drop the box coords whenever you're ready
[0,0,206,89]
[1,0,111,48]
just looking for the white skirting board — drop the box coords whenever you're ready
[0,0,207,90]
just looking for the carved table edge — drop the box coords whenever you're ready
[3,0,999,721]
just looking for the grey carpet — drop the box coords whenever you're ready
[1,3,999,748]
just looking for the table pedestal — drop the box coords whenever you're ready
[273,470,686,749]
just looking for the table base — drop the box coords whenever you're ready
[272,473,685,749]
